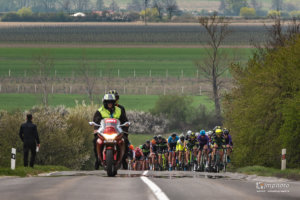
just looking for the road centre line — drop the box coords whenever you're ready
[141,171,170,200]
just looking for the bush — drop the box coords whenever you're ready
[150,95,193,129]
[240,7,256,18]
[127,111,169,134]
[267,10,281,18]
[17,7,33,17]
[290,11,300,18]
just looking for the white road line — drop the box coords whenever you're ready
[141,171,170,200]
[143,170,149,176]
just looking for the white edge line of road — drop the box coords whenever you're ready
[141,171,170,200]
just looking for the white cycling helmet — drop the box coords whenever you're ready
[186,130,192,136]
[207,130,213,136]
[195,132,200,137]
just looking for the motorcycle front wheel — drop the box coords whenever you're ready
[106,149,115,177]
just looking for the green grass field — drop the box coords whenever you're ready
[0,48,253,78]
[0,94,214,112]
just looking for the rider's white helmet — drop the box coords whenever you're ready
[187,130,192,136]
[195,132,200,137]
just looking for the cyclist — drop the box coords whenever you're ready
[141,141,151,170]
[197,130,209,169]
[223,129,233,163]
[185,130,192,140]
[167,133,179,171]
[211,129,226,168]
[156,135,168,169]
[150,136,158,170]
[133,146,143,170]
[176,134,185,169]
[127,144,134,170]
[184,132,199,169]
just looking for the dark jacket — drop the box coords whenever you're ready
[19,121,40,144]
[93,104,128,132]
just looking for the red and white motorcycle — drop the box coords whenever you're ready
[89,118,130,177]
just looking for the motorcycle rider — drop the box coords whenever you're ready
[108,90,129,169]
[93,93,128,170]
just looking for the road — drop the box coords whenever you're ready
[0,170,299,200]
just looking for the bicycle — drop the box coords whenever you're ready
[158,150,167,171]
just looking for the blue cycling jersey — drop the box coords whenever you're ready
[168,136,179,144]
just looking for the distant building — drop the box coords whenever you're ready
[71,12,86,17]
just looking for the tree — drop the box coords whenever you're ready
[33,52,54,106]
[164,0,178,19]
[224,0,248,16]
[250,0,261,10]
[219,0,226,13]
[272,0,283,11]
[57,0,72,12]
[240,7,256,18]
[96,0,105,10]
[109,0,119,12]
[152,0,164,19]
[78,52,97,103]
[17,7,33,16]
[195,13,231,124]
[224,18,300,168]
[127,0,143,12]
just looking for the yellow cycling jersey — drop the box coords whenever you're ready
[176,140,185,151]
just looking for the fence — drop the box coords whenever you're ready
[0,68,232,79]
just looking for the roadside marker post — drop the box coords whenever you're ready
[11,148,16,170]
[281,148,286,170]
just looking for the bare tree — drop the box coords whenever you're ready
[152,0,164,19]
[78,53,97,103]
[33,52,54,106]
[164,0,178,19]
[195,13,231,124]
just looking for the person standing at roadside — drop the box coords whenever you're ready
[19,114,40,168]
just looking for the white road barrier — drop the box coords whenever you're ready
[11,148,16,170]
[141,171,170,200]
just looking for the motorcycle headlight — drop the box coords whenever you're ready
[103,134,118,141]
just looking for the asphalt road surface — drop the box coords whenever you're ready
[0,170,299,200]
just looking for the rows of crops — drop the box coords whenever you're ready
[0,47,253,78]
[0,24,268,45]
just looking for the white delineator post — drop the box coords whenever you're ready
[11,148,16,170]
[281,148,286,170]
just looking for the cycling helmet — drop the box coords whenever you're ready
[102,94,116,109]
[195,132,200,137]
[223,129,229,135]
[179,134,185,140]
[157,135,162,140]
[171,133,177,138]
[200,130,206,136]
[187,130,192,136]
[190,132,196,139]
[139,145,143,149]
[207,130,213,136]
[129,144,134,150]
[108,90,119,101]
[213,126,222,132]
[153,135,158,140]
[215,129,223,136]
[146,140,150,144]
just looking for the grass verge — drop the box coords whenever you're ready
[235,165,300,181]
[0,165,70,177]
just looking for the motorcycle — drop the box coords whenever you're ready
[89,118,130,177]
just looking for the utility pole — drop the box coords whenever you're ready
[144,0,148,26]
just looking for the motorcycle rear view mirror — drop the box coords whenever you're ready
[119,122,131,127]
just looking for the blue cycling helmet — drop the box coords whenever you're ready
[200,130,206,136]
